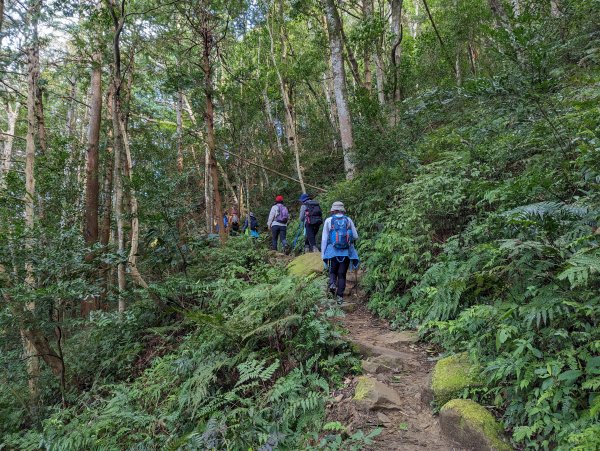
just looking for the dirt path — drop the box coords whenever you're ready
[327,297,464,450]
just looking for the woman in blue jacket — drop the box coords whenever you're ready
[321,201,359,305]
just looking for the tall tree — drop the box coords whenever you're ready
[84,51,102,254]
[1,103,19,185]
[268,0,306,193]
[323,0,355,180]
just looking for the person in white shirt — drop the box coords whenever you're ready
[267,195,289,251]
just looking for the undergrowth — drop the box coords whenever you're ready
[1,240,364,450]
[332,69,600,449]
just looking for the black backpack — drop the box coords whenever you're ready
[250,216,259,231]
[305,200,323,225]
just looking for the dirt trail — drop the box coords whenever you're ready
[327,296,464,450]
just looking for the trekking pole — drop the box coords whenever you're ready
[292,222,303,250]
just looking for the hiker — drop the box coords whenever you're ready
[216,214,227,234]
[229,208,240,236]
[298,193,323,253]
[321,201,359,305]
[267,195,289,251]
[242,211,260,238]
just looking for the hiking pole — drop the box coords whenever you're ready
[292,222,303,250]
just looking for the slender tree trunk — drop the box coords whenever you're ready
[199,11,226,244]
[218,161,238,205]
[263,90,284,155]
[340,24,363,88]
[111,94,126,310]
[34,66,47,154]
[375,47,385,105]
[175,90,186,242]
[550,0,561,17]
[362,0,373,92]
[390,0,404,107]
[322,73,340,151]
[0,0,4,47]
[23,37,40,399]
[100,144,113,248]
[323,0,356,179]
[1,103,19,185]
[455,46,462,86]
[84,52,102,254]
[120,117,151,291]
[108,3,127,311]
[182,94,211,234]
[204,144,212,233]
[268,7,306,193]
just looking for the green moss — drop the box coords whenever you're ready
[353,376,374,401]
[287,253,325,278]
[432,353,481,406]
[441,399,511,451]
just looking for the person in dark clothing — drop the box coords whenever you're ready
[242,212,260,238]
[229,209,240,236]
[298,193,323,253]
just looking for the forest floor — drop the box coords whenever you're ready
[326,283,464,450]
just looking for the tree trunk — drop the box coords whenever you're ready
[322,72,340,151]
[1,103,19,185]
[120,116,152,292]
[0,0,4,47]
[84,52,102,253]
[23,39,40,399]
[182,94,211,234]
[108,3,127,311]
[111,93,126,311]
[175,90,186,242]
[390,0,404,106]
[550,0,561,17]
[201,15,226,244]
[375,47,385,105]
[100,128,113,248]
[204,143,212,233]
[323,0,356,179]
[263,90,284,155]
[268,7,306,193]
[362,0,373,92]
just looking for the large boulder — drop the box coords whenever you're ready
[440,399,512,451]
[353,376,402,411]
[432,353,481,406]
[287,252,325,278]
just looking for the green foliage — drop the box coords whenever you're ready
[2,241,359,449]
[341,67,600,448]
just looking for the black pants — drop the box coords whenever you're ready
[329,257,350,298]
[304,223,321,251]
[271,225,288,251]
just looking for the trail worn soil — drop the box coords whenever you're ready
[327,296,464,450]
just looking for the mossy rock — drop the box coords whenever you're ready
[440,399,512,451]
[353,376,402,410]
[287,253,324,278]
[432,353,481,406]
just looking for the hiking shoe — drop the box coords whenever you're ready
[336,296,344,305]
[329,284,336,295]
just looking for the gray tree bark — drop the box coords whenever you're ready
[323,0,356,179]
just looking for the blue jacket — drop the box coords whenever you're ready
[321,214,359,268]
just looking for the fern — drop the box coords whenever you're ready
[236,359,280,386]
